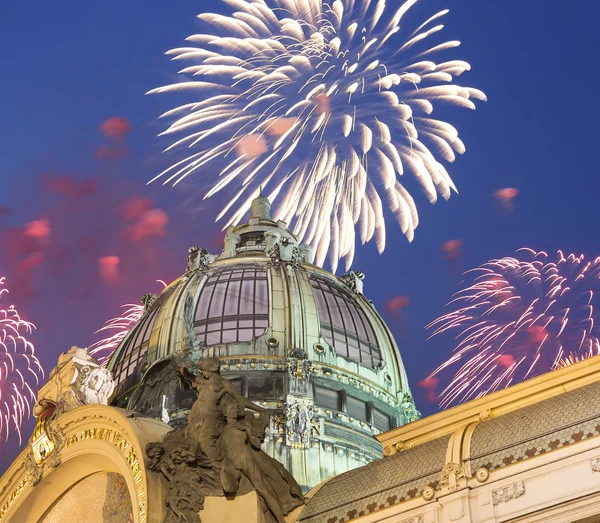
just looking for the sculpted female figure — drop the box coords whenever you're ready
[220,401,287,523]
[182,357,265,465]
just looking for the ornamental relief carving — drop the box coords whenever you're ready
[439,462,465,490]
[284,400,315,446]
[399,516,424,523]
[35,346,115,420]
[400,393,421,423]
[492,481,525,506]
[0,411,149,523]
[72,364,115,406]
[590,457,600,473]
[186,246,214,273]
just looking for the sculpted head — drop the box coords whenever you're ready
[198,357,220,378]
[222,400,243,421]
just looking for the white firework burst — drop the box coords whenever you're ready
[149,0,486,271]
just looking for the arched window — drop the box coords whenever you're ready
[310,277,381,367]
[194,266,269,345]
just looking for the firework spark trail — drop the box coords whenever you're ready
[556,352,585,369]
[0,277,44,444]
[149,0,485,271]
[427,249,600,408]
[88,304,145,365]
[89,281,168,364]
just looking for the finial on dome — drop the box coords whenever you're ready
[251,189,271,220]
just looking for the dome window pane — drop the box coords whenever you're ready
[247,373,284,399]
[256,279,268,314]
[314,385,341,411]
[310,277,382,368]
[346,395,368,422]
[373,407,391,431]
[112,306,159,386]
[208,284,226,318]
[240,280,255,314]
[194,266,269,345]
[223,280,241,316]
[221,331,237,343]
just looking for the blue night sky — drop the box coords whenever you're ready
[1,1,599,466]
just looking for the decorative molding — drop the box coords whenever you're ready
[285,400,315,447]
[400,394,421,424]
[439,462,465,490]
[286,348,313,396]
[475,467,490,483]
[182,291,202,357]
[0,475,28,521]
[266,240,306,270]
[36,347,115,420]
[186,246,214,273]
[400,516,424,523]
[590,457,600,473]
[72,363,115,407]
[395,440,413,452]
[340,271,365,294]
[422,486,435,501]
[0,407,153,523]
[492,482,525,506]
[140,293,157,312]
[377,353,600,452]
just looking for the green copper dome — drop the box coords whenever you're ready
[107,196,418,491]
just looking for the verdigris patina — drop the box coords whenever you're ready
[145,357,304,523]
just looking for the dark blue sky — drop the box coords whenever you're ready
[1,0,599,464]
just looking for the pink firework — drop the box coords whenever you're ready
[89,280,167,364]
[0,277,44,444]
[427,249,600,408]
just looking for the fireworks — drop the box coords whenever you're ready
[88,303,144,364]
[427,249,600,408]
[89,281,167,364]
[0,277,43,444]
[149,0,485,271]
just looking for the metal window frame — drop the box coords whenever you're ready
[113,306,159,381]
[372,405,392,432]
[314,383,343,411]
[193,266,269,345]
[310,277,382,368]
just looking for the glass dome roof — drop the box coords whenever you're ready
[105,194,417,491]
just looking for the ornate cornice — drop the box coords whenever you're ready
[378,354,600,455]
[0,405,171,523]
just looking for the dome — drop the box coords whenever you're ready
[106,195,417,490]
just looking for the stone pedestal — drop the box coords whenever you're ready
[200,491,267,523]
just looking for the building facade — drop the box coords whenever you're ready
[3,196,600,522]
[4,333,600,522]
[299,355,600,523]
[105,194,418,491]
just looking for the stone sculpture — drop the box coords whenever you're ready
[141,293,157,311]
[35,346,115,416]
[145,357,304,523]
[187,246,216,273]
[400,393,422,423]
